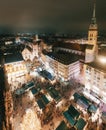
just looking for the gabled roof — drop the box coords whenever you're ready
[4,53,24,64]
[53,42,87,52]
[26,45,33,52]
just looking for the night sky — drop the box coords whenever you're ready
[0,0,106,32]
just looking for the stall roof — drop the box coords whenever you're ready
[63,111,76,126]
[31,88,38,95]
[75,118,86,130]
[37,99,45,109]
[68,105,80,119]
[24,82,35,90]
[80,96,90,105]
[73,93,81,101]
[41,95,49,105]
[56,121,69,130]
[47,86,61,102]
[77,95,90,109]
[88,105,97,113]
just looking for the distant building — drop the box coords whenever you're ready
[22,45,34,61]
[15,36,21,44]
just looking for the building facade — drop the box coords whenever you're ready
[46,53,80,81]
[22,46,34,61]
[4,53,28,91]
[84,61,106,103]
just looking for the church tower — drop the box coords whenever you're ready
[85,1,98,63]
[88,2,98,45]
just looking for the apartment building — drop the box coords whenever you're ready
[84,60,106,103]
[4,53,28,89]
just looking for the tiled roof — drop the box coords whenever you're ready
[4,53,24,64]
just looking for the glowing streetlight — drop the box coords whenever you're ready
[41,77,44,82]
[99,56,106,64]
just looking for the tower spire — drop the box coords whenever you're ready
[86,0,98,62]
[93,2,96,18]
[91,0,96,24]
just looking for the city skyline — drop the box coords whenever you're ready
[0,0,106,33]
